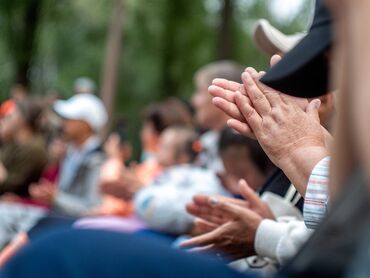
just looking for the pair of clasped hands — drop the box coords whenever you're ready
[180,55,330,261]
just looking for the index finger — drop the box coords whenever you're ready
[212,79,246,95]
[212,97,246,122]
[180,229,221,248]
[242,72,271,116]
[208,85,236,103]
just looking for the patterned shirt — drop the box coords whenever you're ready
[303,156,330,229]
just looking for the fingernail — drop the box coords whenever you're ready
[209,197,219,206]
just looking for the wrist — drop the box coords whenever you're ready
[279,145,329,196]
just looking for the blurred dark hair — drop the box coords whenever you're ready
[15,98,44,133]
[219,127,274,175]
[143,97,193,134]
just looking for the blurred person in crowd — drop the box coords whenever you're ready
[30,93,108,216]
[217,127,275,195]
[183,1,335,272]
[3,1,365,278]
[0,98,48,250]
[73,77,96,95]
[192,61,244,172]
[90,119,134,216]
[140,97,193,163]
[101,97,193,202]
[135,126,230,235]
[0,84,28,124]
[0,99,48,199]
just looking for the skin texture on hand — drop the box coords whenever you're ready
[208,59,329,195]
[183,180,273,261]
[187,180,274,227]
[182,198,262,261]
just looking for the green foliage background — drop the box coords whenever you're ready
[0,0,312,158]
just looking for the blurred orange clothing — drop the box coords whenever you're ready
[93,158,161,217]
[134,158,162,185]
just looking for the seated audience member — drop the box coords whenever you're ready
[4,1,369,278]
[90,120,134,216]
[0,99,48,199]
[101,97,193,201]
[140,97,193,163]
[218,127,275,195]
[192,61,244,172]
[135,126,230,235]
[0,98,49,250]
[183,0,335,269]
[30,93,108,216]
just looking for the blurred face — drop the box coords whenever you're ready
[0,107,24,142]
[62,119,91,143]
[192,77,227,130]
[156,129,180,168]
[140,121,159,153]
[221,146,264,191]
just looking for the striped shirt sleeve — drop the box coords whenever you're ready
[303,156,330,229]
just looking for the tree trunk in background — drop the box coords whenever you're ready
[5,0,43,90]
[100,0,125,120]
[217,0,233,60]
[160,0,178,99]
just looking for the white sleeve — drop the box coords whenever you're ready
[254,219,312,265]
[134,185,195,234]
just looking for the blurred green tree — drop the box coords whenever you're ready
[0,0,312,158]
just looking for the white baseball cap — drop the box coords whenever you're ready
[253,19,306,56]
[54,94,108,132]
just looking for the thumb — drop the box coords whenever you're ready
[306,99,321,122]
[238,179,261,207]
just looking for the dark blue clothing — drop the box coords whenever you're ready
[1,229,254,278]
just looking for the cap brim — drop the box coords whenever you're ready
[260,24,331,98]
[53,100,78,120]
[254,19,305,56]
